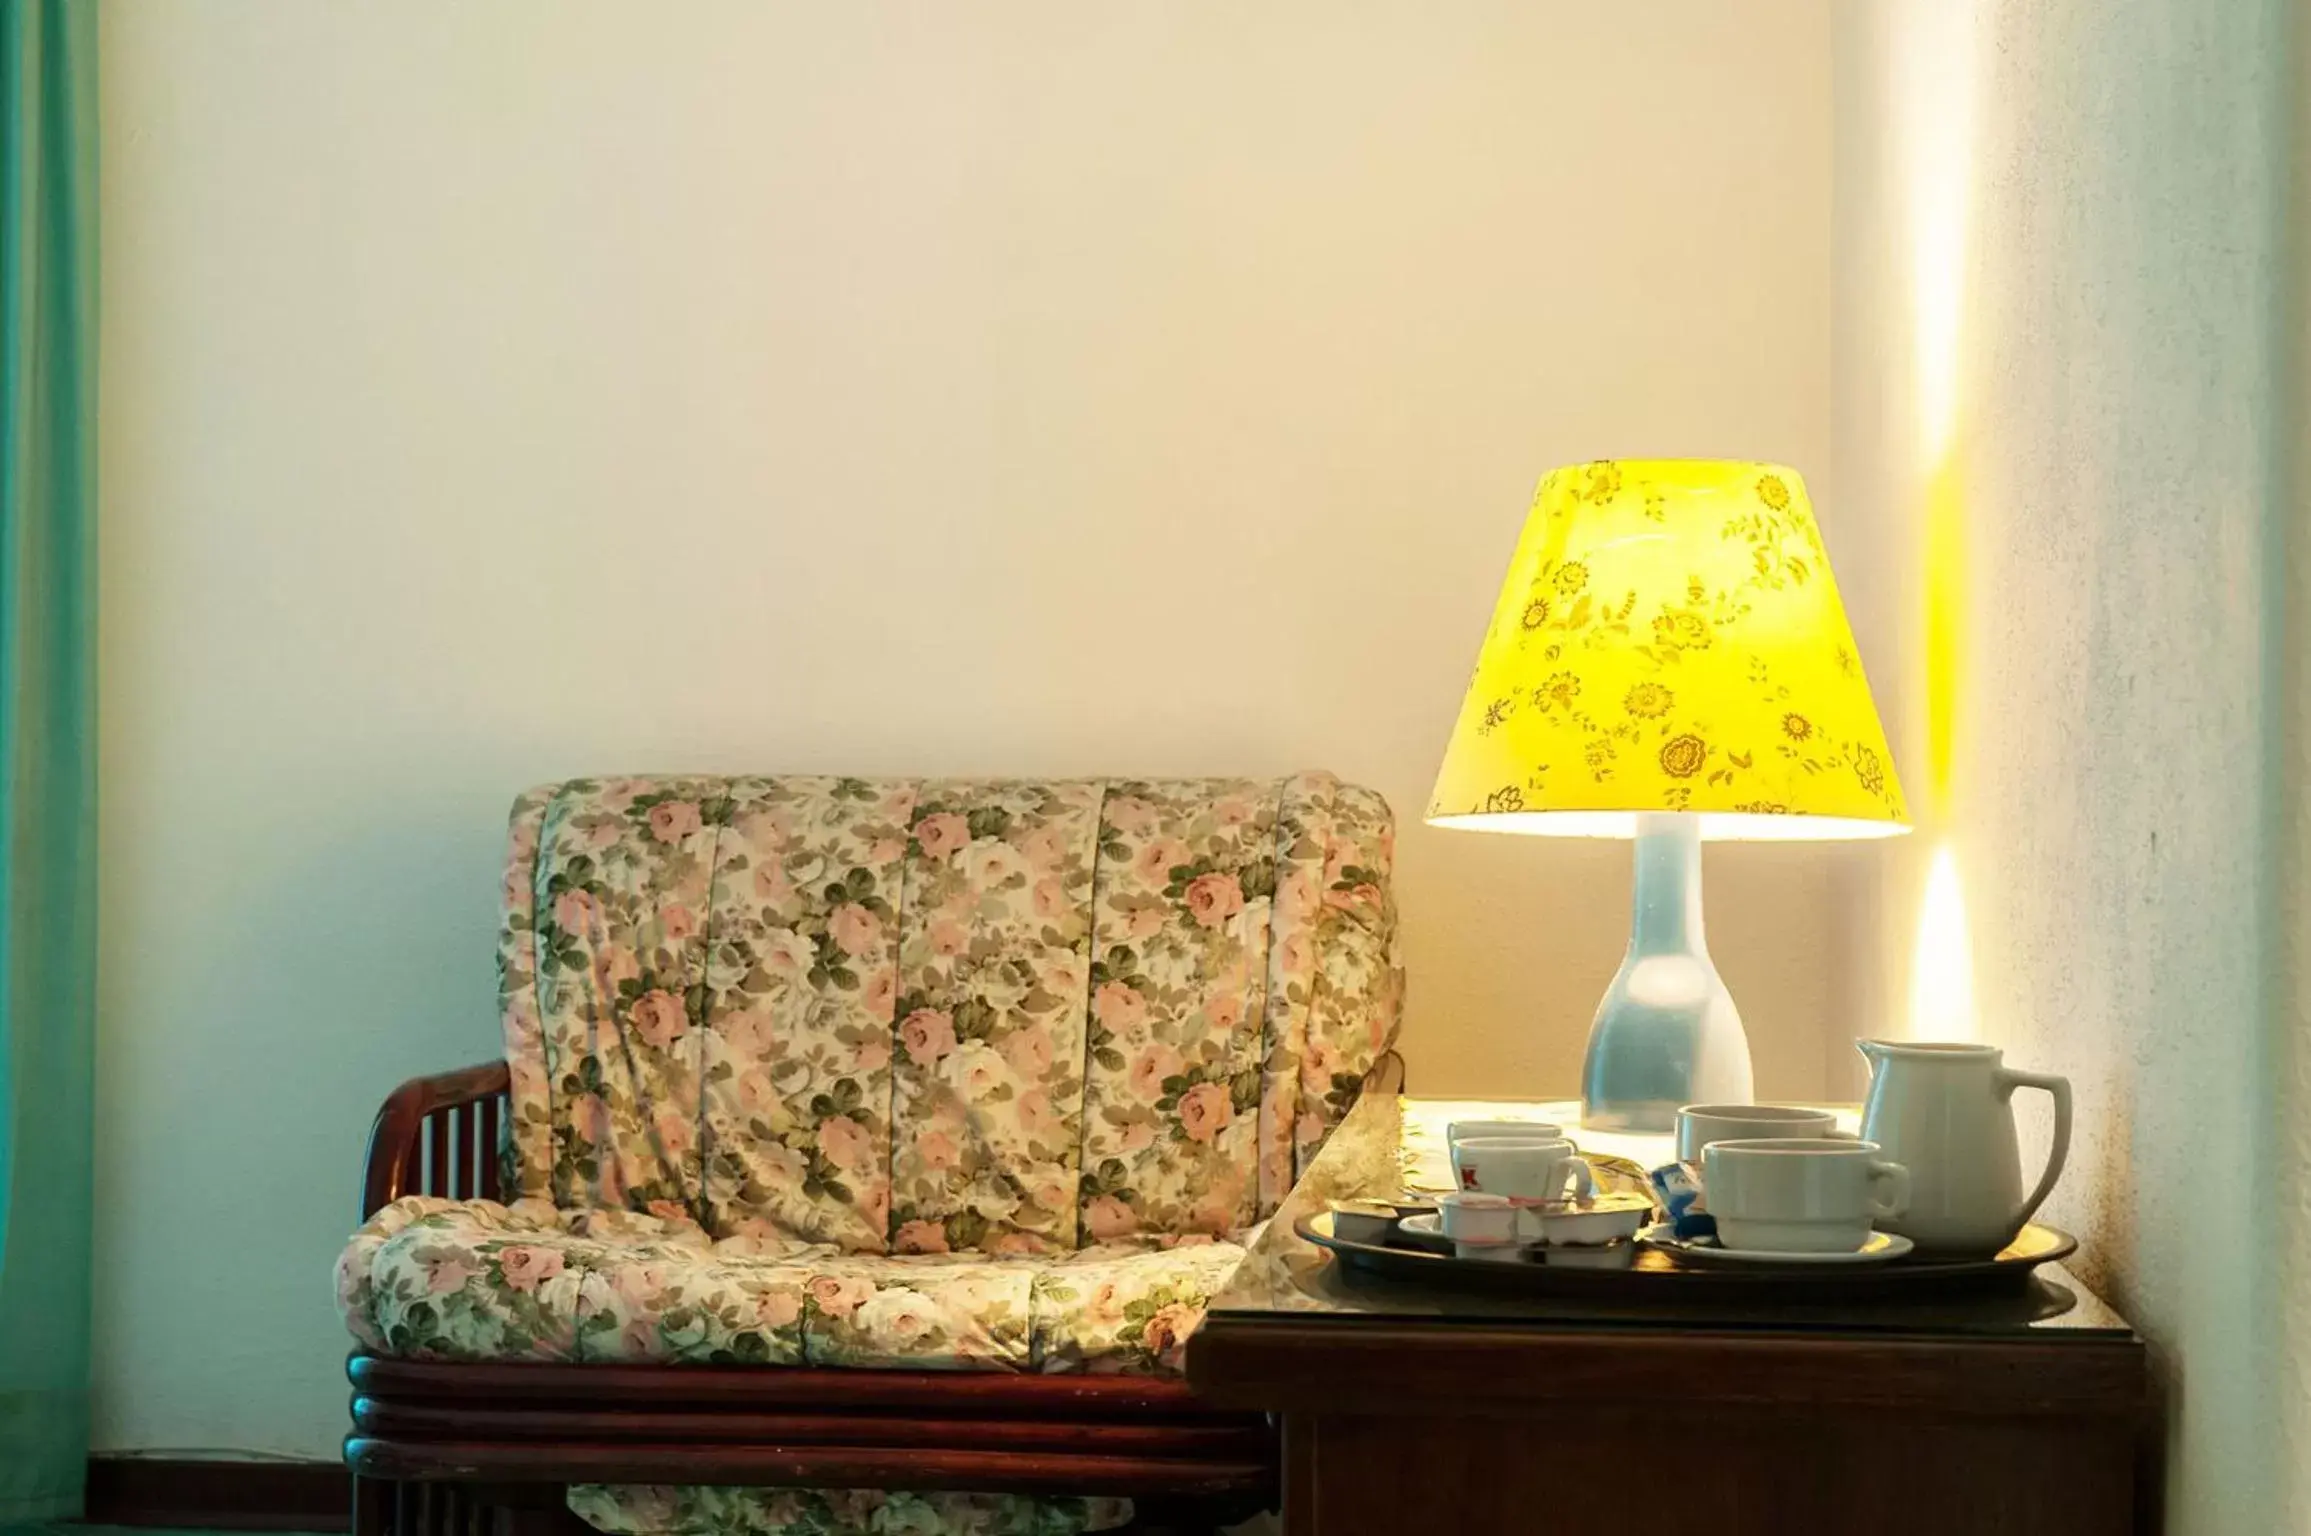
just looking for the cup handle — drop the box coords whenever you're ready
[1866,1160,1910,1221]
[1997,1067,2072,1233]
[1560,1156,1596,1202]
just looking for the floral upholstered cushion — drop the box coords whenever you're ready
[1028,1239,1248,1375]
[337,1196,1246,1374]
[566,1485,1132,1536]
[799,1250,1036,1371]
[887,781,1105,1257]
[336,1197,801,1364]
[1077,779,1277,1242]
[493,772,1401,1252]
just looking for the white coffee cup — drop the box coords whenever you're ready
[1453,1136,1596,1207]
[1446,1117,1566,1170]
[1675,1103,1855,1166]
[1702,1138,1911,1254]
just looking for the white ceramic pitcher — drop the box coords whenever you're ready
[1856,1040,2071,1256]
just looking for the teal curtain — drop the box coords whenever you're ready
[0,0,96,1522]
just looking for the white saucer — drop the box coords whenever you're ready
[1396,1211,1480,1247]
[1639,1225,1914,1266]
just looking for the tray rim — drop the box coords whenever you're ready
[1294,1209,2076,1298]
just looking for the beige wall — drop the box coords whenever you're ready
[2288,0,2311,1509]
[96,2,1841,1453]
[1835,1,2303,1528]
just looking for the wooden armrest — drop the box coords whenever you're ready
[363,1060,511,1220]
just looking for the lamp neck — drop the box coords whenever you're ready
[1629,812,1706,953]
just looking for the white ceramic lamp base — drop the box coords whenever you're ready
[1580,812,1754,1132]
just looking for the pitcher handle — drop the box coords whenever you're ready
[1997,1067,2072,1232]
[1865,1159,1910,1222]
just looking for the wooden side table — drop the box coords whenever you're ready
[1189,1094,2153,1536]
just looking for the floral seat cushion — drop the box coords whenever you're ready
[337,1196,1246,1376]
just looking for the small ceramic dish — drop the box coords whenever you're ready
[1529,1191,1654,1247]
[1393,1211,1452,1249]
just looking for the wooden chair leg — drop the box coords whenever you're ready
[352,1475,394,1536]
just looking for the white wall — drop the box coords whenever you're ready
[1834,1,2304,1529]
[96,2,1840,1454]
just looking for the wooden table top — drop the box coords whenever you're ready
[1206,1091,2135,1339]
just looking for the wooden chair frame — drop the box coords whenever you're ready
[346,1062,1280,1536]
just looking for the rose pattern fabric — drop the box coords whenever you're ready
[530,777,729,1216]
[565,1484,1131,1536]
[799,1250,1035,1371]
[338,1195,1243,1374]
[489,774,1398,1250]
[500,785,555,1201]
[888,781,1102,1256]
[1255,772,1332,1212]
[1029,1239,1247,1376]
[349,1196,595,1363]
[699,776,920,1253]
[1077,779,1276,1241]
[344,1196,812,1365]
[1295,780,1405,1182]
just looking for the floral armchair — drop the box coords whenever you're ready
[337,771,1402,1536]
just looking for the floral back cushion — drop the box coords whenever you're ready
[497,773,1402,1251]
[697,777,921,1252]
[1074,779,1278,1243]
[886,780,1104,1257]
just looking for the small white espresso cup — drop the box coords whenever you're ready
[1446,1117,1566,1170]
[1702,1138,1911,1254]
[1676,1103,1855,1167]
[1453,1136,1596,1207]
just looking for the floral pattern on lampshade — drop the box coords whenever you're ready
[1428,460,1909,833]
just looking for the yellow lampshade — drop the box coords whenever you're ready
[1428,459,1908,841]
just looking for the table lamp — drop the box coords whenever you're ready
[1428,460,1909,1131]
